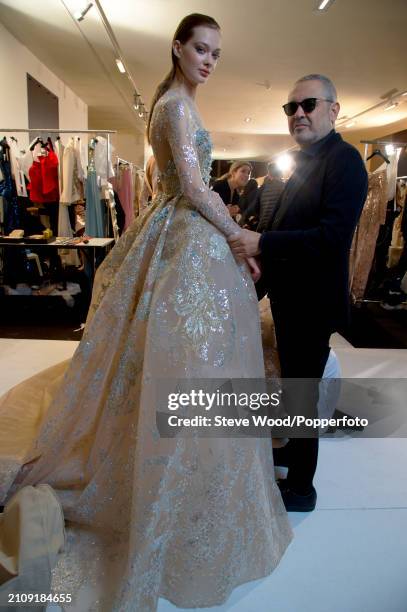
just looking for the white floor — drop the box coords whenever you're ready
[1,336,407,612]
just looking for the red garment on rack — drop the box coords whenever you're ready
[28,151,59,203]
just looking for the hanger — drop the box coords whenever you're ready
[29,136,46,151]
[366,149,390,164]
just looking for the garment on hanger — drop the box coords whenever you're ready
[350,168,388,300]
[54,138,64,195]
[114,164,134,230]
[104,183,120,242]
[94,137,114,186]
[0,144,21,234]
[133,168,143,216]
[60,138,83,204]
[75,136,88,182]
[9,140,28,198]
[85,142,105,237]
[27,147,59,203]
[388,179,406,268]
[386,148,402,201]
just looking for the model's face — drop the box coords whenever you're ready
[233,165,251,188]
[287,80,340,147]
[173,26,221,86]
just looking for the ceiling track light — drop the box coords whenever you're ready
[317,0,335,10]
[138,106,144,118]
[115,58,126,74]
[74,2,93,21]
[133,93,141,110]
[384,100,398,111]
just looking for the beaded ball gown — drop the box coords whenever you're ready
[0,89,292,611]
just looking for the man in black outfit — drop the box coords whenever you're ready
[228,74,368,512]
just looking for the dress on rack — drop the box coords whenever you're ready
[388,179,406,268]
[350,168,388,300]
[0,89,292,611]
[85,144,105,237]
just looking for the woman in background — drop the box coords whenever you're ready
[212,160,252,218]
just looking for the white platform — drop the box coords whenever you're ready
[0,337,406,612]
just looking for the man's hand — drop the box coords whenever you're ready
[227,204,241,217]
[228,229,261,258]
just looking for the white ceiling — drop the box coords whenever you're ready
[1,0,407,159]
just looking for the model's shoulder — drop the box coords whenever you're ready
[157,90,191,117]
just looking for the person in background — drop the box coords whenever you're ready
[256,162,285,232]
[212,160,251,218]
[238,177,258,226]
[139,154,159,213]
[240,163,285,231]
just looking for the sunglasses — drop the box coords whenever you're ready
[282,97,334,117]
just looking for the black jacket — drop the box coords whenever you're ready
[212,178,240,206]
[259,131,368,330]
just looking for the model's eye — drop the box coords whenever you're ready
[213,53,220,60]
[196,46,205,54]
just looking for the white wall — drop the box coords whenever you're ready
[112,130,145,169]
[0,21,87,150]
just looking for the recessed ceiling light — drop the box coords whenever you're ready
[115,59,126,74]
[244,117,252,123]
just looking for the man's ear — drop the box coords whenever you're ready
[173,40,181,59]
[331,101,340,124]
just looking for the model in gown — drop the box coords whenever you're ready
[0,13,292,611]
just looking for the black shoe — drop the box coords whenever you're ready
[277,480,317,512]
[273,445,290,467]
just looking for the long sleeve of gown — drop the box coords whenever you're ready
[164,96,240,238]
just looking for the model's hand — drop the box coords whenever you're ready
[228,229,261,257]
[246,256,261,282]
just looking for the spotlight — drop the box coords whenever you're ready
[133,93,141,110]
[317,0,334,10]
[115,59,126,74]
[74,2,93,21]
[276,154,293,172]
[384,100,398,111]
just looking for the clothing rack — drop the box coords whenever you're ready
[354,144,407,305]
[1,127,119,241]
[361,139,407,162]
[1,128,116,169]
